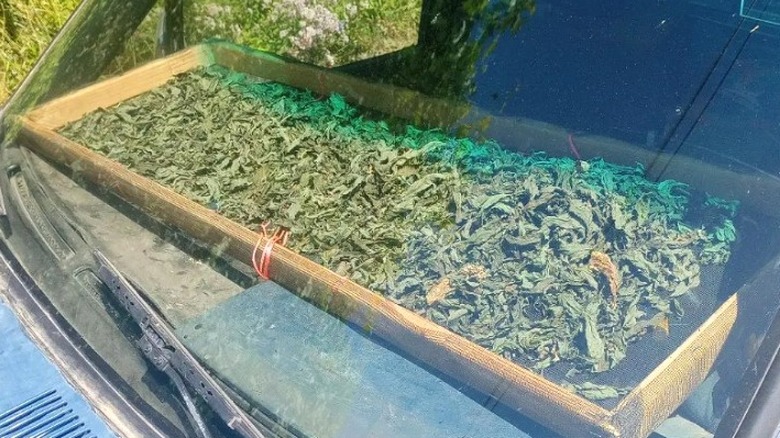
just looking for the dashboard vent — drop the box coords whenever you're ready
[0,389,95,438]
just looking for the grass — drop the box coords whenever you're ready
[0,0,80,102]
[110,0,420,74]
[183,0,420,65]
[2,0,420,102]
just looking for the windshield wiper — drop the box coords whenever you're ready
[94,250,266,438]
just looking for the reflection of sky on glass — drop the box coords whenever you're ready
[468,1,741,150]
[673,29,780,176]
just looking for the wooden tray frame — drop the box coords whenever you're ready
[16,41,740,437]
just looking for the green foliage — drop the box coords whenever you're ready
[705,194,740,217]
[0,0,80,101]
[182,0,420,67]
[400,0,535,97]
[60,66,739,401]
[106,0,421,74]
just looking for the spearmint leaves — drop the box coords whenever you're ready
[59,66,739,400]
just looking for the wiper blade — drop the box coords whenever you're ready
[94,250,266,438]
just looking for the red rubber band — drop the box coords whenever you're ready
[252,222,270,278]
[252,222,289,280]
[259,239,275,278]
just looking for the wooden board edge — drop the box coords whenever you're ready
[18,118,616,438]
[610,293,739,437]
[207,41,470,128]
[24,45,213,130]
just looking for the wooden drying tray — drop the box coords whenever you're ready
[16,42,739,438]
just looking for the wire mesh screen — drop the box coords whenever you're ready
[525,265,727,410]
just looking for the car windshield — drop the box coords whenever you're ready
[2,0,780,437]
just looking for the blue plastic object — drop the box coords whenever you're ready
[0,390,88,438]
[0,301,114,438]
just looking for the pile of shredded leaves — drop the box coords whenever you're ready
[60,66,738,400]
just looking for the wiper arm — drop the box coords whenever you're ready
[94,250,266,438]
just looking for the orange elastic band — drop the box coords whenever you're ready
[252,221,290,280]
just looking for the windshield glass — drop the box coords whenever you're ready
[3,0,780,437]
